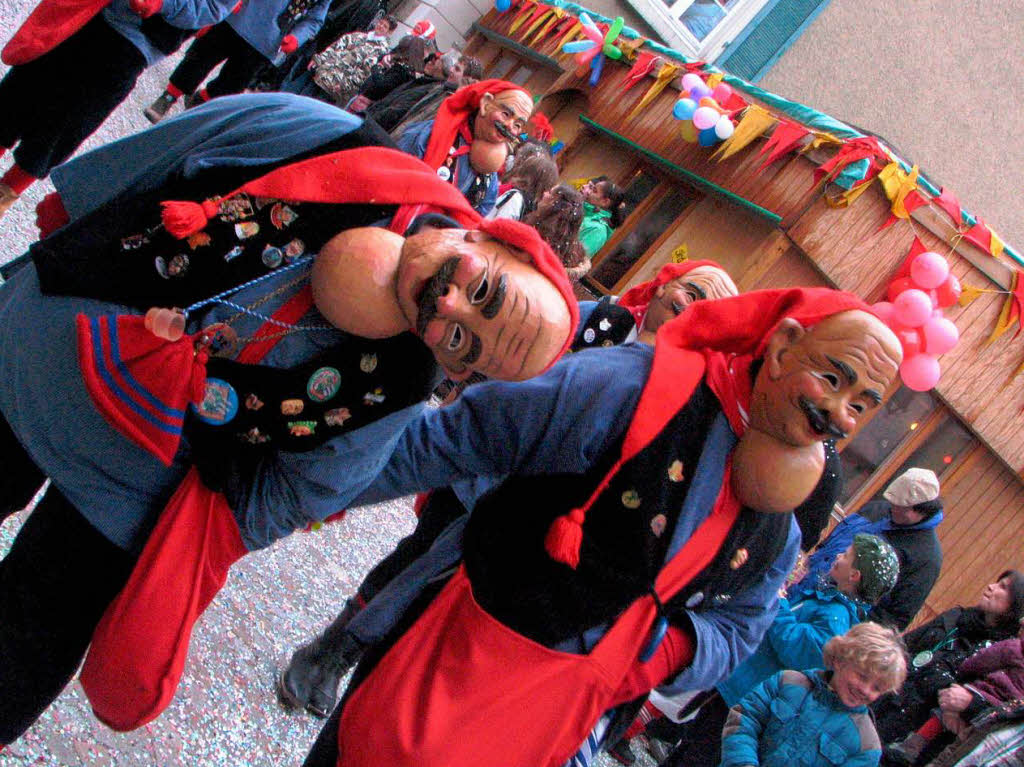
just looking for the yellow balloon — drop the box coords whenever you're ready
[678,121,698,143]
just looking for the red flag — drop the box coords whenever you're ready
[813,137,887,186]
[620,51,660,91]
[880,189,928,230]
[892,236,929,281]
[963,218,993,253]
[934,187,963,228]
[758,120,809,171]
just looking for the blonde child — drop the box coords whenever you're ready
[719,622,908,767]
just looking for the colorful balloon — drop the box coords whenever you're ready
[689,82,712,101]
[714,115,734,140]
[893,289,933,328]
[934,274,961,308]
[910,251,950,289]
[563,40,596,54]
[672,98,697,120]
[922,316,959,355]
[870,301,895,326]
[680,73,704,92]
[886,276,916,303]
[495,0,511,11]
[692,106,719,130]
[894,325,923,358]
[697,126,718,147]
[678,121,698,143]
[711,83,733,104]
[900,354,940,391]
[602,16,625,60]
[588,52,604,86]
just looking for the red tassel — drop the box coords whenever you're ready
[544,507,585,568]
[35,191,69,238]
[161,199,219,239]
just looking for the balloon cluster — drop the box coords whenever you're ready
[871,251,961,391]
[672,73,735,147]
[495,0,511,12]
[561,14,624,87]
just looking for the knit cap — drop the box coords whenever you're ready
[853,533,900,605]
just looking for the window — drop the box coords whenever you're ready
[867,418,974,505]
[625,0,773,60]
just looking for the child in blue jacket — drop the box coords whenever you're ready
[719,621,908,767]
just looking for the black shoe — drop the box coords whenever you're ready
[143,92,176,123]
[608,738,637,766]
[183,91,205,109]
[648,737,674,763]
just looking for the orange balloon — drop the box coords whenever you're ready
[699,96,726,114]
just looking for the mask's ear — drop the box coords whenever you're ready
[763,317,806,379]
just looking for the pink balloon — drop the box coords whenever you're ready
[681,73,704,92]
[871,301,895,325]
[910,251,950,289]
[893,288,933,328]
[935,274,961,308]
[895,326,923,358]
[900,354,940,391]
[711,83,733,103]
[887,276,915,303]
[922,316,959,355]
[692,106,719,130]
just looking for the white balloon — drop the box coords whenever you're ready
[714,116,734,140]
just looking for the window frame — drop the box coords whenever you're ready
[625,0,775,61]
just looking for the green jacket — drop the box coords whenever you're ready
[578,202,614,257]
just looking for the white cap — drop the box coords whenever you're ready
[883,467,940,507]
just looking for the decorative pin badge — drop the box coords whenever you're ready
[729,548,749,570]
[192,378,239,425]
[283,239,306,261]
[685,591,705,608]
[245,393,264,411]
[241,426,270,444]
[196,322,239,358]
[363,388,386,405]
[270,203,298,229]
[650,513,667,537]
[601,339,614,347]
[218,195,254,222]
[155,253,189,279]
[324,407,352,427]
[223,245,244,262]
[667,460,685,483]
[307,367,342,402]
[281,399,304,415]
[437,166,451,181]
[583,328,596,344]
[598,318,612,331]
[359,353,378,373]
[121,233,149,250]
[187,231,211,250]
[261,245,283,269]
[288,421,317,436]
[912,651,933,668]
[621,489,641,509]
[234,221,260,239]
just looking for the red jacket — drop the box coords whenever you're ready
[959,636,1024,705]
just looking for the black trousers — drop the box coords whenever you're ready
[0,15,146,177]
[168,22,267,99]
[660,691,730,767]
[0,415,136,744]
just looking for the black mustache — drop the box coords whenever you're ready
[493,120,516,141]
[416,256,460,337]
[799,396,847,439]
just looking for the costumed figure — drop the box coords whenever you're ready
[296,285,904,767]
[397,79,533,216]
[0,92,576,748]
[276,258,739,721]
[142,0,334,122]
[0,0,239,218]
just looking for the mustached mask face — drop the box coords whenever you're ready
[474,90,532,145]
[396,228,570,381]
[644,267,739,333]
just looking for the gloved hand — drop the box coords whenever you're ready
[279,34,298,54]
[129,0,162,17]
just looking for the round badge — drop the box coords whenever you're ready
[359,353,378,373]
[436,166,451,181]
[667,460,685,482]
[196,322,239,358]
[307,366,342,402]
[621,489,641,509]
[650,513,667,537]
[583,327,596,344]
[912,651,933,668]
[598,318,612,331]
[192,377,239,425]
[262,245,283,269]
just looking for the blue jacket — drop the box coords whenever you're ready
[718,586,866,706]
[397,119,499,216]
[102,0,238,65]
[720,669,881,767]
[227,0,332,62]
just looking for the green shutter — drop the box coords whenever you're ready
[715,0,831,83]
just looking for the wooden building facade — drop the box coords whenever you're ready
[465,7,1024,628]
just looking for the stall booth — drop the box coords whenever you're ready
[466,2,1024,628]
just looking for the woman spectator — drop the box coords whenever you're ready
[871,571,1024,748]
[346,34,427,113]
[487,153,559,221]
[523,183,589,282]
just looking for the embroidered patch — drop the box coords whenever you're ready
[729,548,749,570]
[155,253,189,279]
[121,233,148,250]
[283,239,306,261]
[583,328,596,344]
[224,245,244,262]
[363,388,385,405]
[650,513,667,537]
[262,245,283,269]
[280,398,304,415]
[621,489,641,509]
[218,195,254,222]
[193,378,238,425]
[359,353,378,373]
[270,202,298,229]
[288,420,317,436]
[187,232,211,250]
[324,407,352,427]
[234,221,260,239]
[307,367,341,402]
[667,460,685,482]
[245,393,264,411]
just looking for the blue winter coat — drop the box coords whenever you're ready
[719,669,881,767]
[717,586,866,706]
[227,0,333,62]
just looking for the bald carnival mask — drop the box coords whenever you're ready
[395,227,572,381]
[643,265,739,333]
[749,309,902,448]
[474,89,532,146]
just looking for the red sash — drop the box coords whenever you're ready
[2,0,109,65]
[336,472,739,767]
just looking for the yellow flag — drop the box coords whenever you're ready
[529,8,564,45]
[958,283,986,307]
[626,62,679,121]
[707,72,724,89]
[555,21,583,55]
[521,8,554,40]
[711,105,776,161]
[991,230,1005,260]
[985,271,1019,345]
[808,132,844,151]
[618,36,646,61]
[825,178,875,208]
[877,162,919,219]
[509,3,537,33]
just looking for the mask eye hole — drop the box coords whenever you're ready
[470,272,490,305]
[447,324,464,351]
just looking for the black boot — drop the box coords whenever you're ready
[278,599,364,717]
[143,92,176,123]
